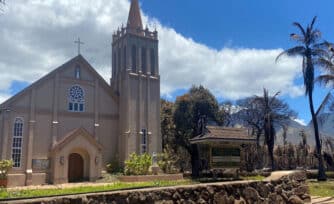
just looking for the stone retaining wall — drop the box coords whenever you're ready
[2,171,310,204]
[117,174,184,182]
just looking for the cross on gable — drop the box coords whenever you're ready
[74,37,84,55]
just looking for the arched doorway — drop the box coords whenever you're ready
[68,153,84,182]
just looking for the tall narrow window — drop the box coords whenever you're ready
[75,65,81,79]
[141,47,147,74]
[131,45,137,72]
[118,48,121,71]
[123,46,127,70]
[141,128,147,154]
[12,117,23,168]
[150,49,155,75]
[68,85,85,112]
[113,52,116,77]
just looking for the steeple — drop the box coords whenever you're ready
[127,0,143,31]
[111,0,161,161]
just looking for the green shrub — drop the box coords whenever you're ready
[106,159,123,174]
[158,145,179,174]
[306,171,334,179]
[0,160,13,179]
[124,153,152,175]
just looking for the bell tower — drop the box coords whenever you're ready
[111,0,161,161]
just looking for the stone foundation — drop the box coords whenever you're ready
[7,174,26,187]
[7,173,48,187]
[2,171,310,204]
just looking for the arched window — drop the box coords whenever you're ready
[75,65,81,79]
[12,117,23,168]
[150,49,155,75]
[131,45,137,72]
[140,128,147,154]
[141,47,147,74]
[68,85,85,112]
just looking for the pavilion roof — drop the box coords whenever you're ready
[190,126,256,144]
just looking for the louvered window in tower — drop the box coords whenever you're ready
[141,47,147,74]
[150,49,155,75]
[132,45,137,72]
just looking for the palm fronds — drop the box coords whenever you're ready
[276,46,305,62]
[316,75,334,87]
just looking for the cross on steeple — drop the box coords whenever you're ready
[74,37,84,55]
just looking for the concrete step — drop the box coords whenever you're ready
[312,196,334,204]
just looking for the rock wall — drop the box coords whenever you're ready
[3,171,310,204]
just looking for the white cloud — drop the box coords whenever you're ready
[294,118,307,126]
[0,93,11,104]
[0,0,303,104]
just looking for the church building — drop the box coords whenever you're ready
[0,0,161,186]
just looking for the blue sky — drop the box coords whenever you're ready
[140,0,334,124]
[142,0,334,49]
[1,0,334,125]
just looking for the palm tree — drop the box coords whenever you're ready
[253,88,295,170]
[260,89,278,170]
[316,42,334,87]
[276,16,327,181]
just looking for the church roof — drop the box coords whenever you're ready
[0,55,118,108]
[190,126,256,144]
[127,0,143,30]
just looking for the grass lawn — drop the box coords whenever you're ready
[0,180,195,200]
[0,173,268,200]
[308,180,334,197]
[240,175,265,181]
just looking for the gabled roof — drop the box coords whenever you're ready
[52,127,103,152]
[127,0,143,30]
[0,54,118,108]
[190,126,256,144]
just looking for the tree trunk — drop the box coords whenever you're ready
[191,144,200,178]
[271,123,276,170]
[268,144,275,171]
[255,129,263,169]
[309,91,327,181]
[256,130,261,148]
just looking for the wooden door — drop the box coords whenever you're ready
[68,153,84,182]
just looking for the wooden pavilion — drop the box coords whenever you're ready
[190,126,257,170]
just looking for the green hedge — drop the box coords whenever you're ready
[306,171,334,179]
[124,153,152,175]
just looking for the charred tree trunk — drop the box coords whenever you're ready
[191,144,200,178]
[309,90,327,181]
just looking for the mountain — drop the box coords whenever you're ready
[224,92,334,147]
[305,92,334,146]
[276,92,334,147]
[275,119,309,145]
